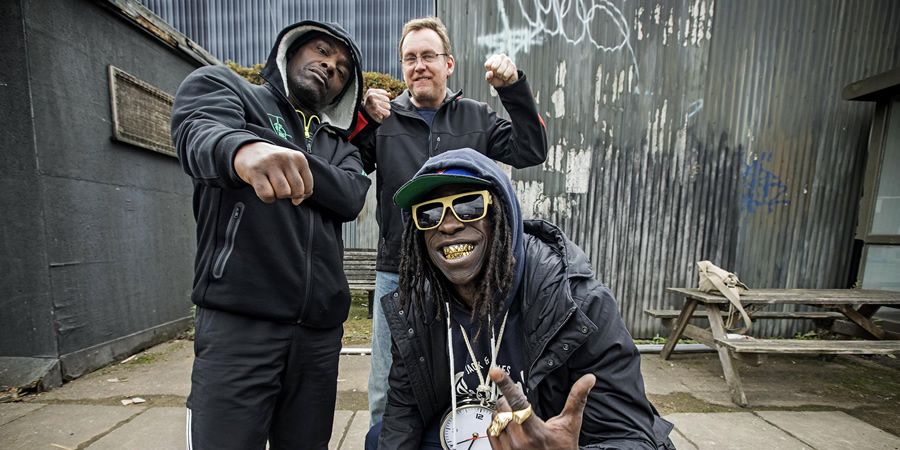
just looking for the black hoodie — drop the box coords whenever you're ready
[171,21,371,326]
[379,150,672,449]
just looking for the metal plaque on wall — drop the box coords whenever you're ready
[108,65,176,157]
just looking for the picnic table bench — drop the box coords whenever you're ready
[343,248,377,319]
[648,288,900,406]
[644,308,845,330]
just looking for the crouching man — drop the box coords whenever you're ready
[368,148,675,449]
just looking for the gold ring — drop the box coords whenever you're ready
[488,412,513,436]
[488,405,533,436]
[511,405,532,424]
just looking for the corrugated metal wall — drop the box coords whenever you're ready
[438,0,900,337]
[139,0,432,78]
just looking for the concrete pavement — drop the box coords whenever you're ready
[1,338,898,449]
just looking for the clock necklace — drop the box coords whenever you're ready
[441,302,509,450]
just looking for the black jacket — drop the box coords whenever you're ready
[380,220,672,449]
[351,77,548,272]
[171,21,370,326]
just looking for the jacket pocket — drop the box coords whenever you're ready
[212,202,244,279]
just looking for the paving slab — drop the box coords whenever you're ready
[756,410,900,450]
[38,345,367,405]
[0,404,142,450]
[662,422,699,450]
[86,407,185,449]
[337,355,371,393]
[81,408,368,450]
[2,340,897,450]
[331,410,354,450]
[341,410,371,450]
[641,352,890,409]
[665,412,810,450]
[38,340,193,402]
[0,403,45,427]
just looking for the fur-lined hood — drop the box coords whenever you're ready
[259,20,363,136]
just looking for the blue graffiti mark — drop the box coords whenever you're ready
[741,152,789,214]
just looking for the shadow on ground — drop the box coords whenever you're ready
[642,351,900,436]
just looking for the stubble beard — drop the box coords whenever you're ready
[411,83,444,107]
[287,70,327,113]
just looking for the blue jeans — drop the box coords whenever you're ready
[368,271,398,426]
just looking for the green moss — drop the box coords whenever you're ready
[130,354,158,365]
[343,291,373,346]
[648,392,737,415]
[225,61,265,85]
[633,335,698,345]
[362,71,406,98]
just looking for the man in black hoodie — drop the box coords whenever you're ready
[367,149,674,449]
[171,21,370,449]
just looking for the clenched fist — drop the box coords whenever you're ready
[363,88,392,123]
[484,54,519,88]
[234,141,314,206]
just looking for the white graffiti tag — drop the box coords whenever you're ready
[478,0,639,83]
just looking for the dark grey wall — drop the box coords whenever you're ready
[1,0,57,359]
[1,0,198,379]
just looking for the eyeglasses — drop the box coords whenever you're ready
[411,190,492,231]
[400,53,449,68]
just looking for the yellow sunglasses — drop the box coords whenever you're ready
[411,190,493,231]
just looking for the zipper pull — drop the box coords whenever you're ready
[296,110,320,140]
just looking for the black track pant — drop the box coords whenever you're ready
[187,306,342,449]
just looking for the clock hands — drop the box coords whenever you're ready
[456,434,488,445]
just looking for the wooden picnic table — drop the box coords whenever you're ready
[655,288,900,406]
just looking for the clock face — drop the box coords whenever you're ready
[440,404,495,450]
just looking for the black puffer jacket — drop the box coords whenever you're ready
[352,78,548,272]
[380,220,673,449]
[171,21,370,326]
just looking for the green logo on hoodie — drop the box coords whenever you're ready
[267,114,292,140]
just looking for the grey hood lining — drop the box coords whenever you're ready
[275,25,360,132]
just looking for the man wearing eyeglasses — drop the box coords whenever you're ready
[365,148,675,449]
[352,16,549,428]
